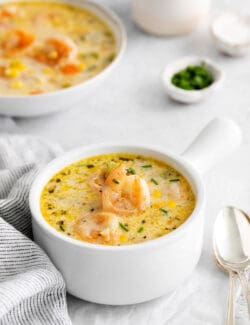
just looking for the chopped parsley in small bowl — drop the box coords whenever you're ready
[162,56,223,104]
[171,63,214,90]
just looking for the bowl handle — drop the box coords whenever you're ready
[181,118,242,174]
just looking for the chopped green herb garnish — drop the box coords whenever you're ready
[160,208,168,215]
[105,53,115,64]
[104,31,113,38]
[86,164,95,169]
[126,167,136,175]
[119,222,129,232]
[119,157,131,161]
[90,52,99,60]
[142,164,152,168]
[161,171,172,179]
[87,65,97,72]
[59,224,65,232]
[151,178,158,185]
[112,178,119,184]
[137,227,144,233]
[79,52,99,60]
[171,63,214,91]
[62,82,72,88]
[169,179,180,182]
[79,35,86,42]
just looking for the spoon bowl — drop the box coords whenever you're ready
[213,206,250,322]
[214,206,250,272]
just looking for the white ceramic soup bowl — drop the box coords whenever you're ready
[29,118,242,305]
[0,0,126,117]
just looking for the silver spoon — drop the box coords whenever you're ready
[215,256,238,325]
[213,206,250,324]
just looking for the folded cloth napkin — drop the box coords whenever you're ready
[0,119,71,325]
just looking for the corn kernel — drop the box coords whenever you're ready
[78,63,86,71]
[167,200,177,209]
[42,68,53,75]
[152,202,161,209]
[153,189,161,198]
[10,60,26,70]
[52,18,61,26]
[5,68,20,78]
[120,234,127,243]
[48,51,58,59]
[10,80,23,89]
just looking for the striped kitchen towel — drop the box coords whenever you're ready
[0,120,71,325]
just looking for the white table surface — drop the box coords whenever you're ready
[11,1,250,324]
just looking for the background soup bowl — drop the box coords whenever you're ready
[29,118,241,305]
[0,0,126,117]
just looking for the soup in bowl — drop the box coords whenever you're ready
[29,119,241,305]
[41,153,195,246]
[0,0,126,116]
[0,1,117,95]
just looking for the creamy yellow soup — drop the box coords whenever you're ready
[0,1,116,95]
[41,154,196,246]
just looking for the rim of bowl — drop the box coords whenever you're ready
[162,56,223,96]
[0,0,127,99]
[211,12,250,49]
[29,143,205,251]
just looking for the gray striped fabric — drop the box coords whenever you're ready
[0,132,71,325]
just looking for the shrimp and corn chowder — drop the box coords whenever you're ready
[41,153,196,246]
[0,1,116,95]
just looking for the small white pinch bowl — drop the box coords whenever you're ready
[211,12,250,57]
[0,0,126,117]
[29,118,241,305]
[162,56,223,104]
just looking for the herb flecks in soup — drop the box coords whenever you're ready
[0,2,116,95]
[41,154,195,246]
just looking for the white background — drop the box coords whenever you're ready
[11,1,250,324]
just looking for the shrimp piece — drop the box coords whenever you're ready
[0,66,6,77]
[0,6,17,18]
[102,165,150,215]
[32,37,78,66]
[60,63,80,75]
[2,29,34,54]
[74,211,119,244]
[88,167,106,193]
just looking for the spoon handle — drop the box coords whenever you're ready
[226,271,236,325]
[237,270,250,319]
